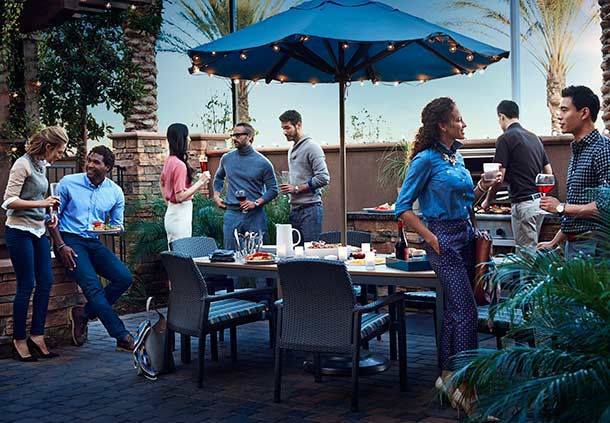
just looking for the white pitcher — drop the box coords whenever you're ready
[275,224,301,257]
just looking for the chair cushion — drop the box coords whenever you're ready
[477,305,524,332]
[208,299,266,325]
[360,312,390,339]
[403,290,436,300]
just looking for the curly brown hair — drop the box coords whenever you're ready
[409,97,456,160]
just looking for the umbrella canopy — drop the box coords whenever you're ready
[188,0,509,242]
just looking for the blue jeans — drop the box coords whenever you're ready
[565,239,600,260]
[290,203,323,244]
[5,227,54,340]
[223,208,268,250]
[61,233,133,340]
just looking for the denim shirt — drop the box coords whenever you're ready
[395,141,474,221]
[57,173,125,239]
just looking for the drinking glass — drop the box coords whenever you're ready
[535,173,555,196]
[483,163,501,181]
[198,154,208,172]
[49,183,59,212]
[235,189,248,213]
[280,171,290,184]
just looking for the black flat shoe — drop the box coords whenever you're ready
[13,341,37,362]
[27,338,59,359]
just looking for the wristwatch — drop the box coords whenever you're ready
[556,203,565,215]
[254,199,261,207]
[294,185,300,194]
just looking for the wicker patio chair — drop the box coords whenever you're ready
[274,258,407,411]
[169,236,235,355]
[161,251,274,387]
[319,230,371,247]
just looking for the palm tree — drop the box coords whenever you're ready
[600,0,610,131]
[447,0,598,133]
[448,201,610,422]
[160,0,289,122]
[123,1,164,133]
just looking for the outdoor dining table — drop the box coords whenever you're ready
[193,255,441,373]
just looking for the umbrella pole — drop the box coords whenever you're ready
[339,81,347,246]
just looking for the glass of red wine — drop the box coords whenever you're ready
[535,173,555,196]
[235,189,248,213]
[199,154,208,172]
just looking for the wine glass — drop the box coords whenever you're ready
[535,173,555,196]
[235,189,248,213]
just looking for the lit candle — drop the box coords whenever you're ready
[294,246,304,257]
[338,246,348,261]
[361,243,370,253]
[277,244,287,258]
[365,251,376,270]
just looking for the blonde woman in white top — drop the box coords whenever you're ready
[2,127,67,361]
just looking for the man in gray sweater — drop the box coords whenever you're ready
[279,110,330,243]
[213,122,278,250]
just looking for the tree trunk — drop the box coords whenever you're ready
[600,0,610,131]
[77,104,88,172]
[123,25,158,133]
[237,80,250,122]
[546,67,565,134]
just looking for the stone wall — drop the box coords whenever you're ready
[0,258,83,358]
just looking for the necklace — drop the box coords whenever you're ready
[442,152,458,166]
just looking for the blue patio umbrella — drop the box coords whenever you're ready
[188,0,509,242]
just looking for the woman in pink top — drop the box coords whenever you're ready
[160,123,210,244]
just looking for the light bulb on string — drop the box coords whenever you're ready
[130,4,136,10]
[341,42,349,49]
[449,45,457,53]
[478,68,485,75]
[272,44,280,52]
[211,51,217,56]
[387,43,395,51]
[239,52,247,60]
[233,78,240,84]
[466,53,474,62]
[393,81,399,86]
[467,72,474,78]
[359,80,365,86]
[105,1,111,9]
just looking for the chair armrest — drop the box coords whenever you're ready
[354,293,405,315]
[206,287,275,303]
[274,299,284,309]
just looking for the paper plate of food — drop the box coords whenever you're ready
[346,257,386,266]
[363,202,395,213]
[88,221,122,234]
[244,251,277,264]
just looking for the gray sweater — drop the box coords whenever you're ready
[4,154,48,226]
[287,136,330,206]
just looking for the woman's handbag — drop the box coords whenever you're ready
[473,230,500,306]
[133,297,174,380]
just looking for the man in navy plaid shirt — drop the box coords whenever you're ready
[539,85,610,258]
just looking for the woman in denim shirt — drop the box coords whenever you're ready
[395,98,498,411]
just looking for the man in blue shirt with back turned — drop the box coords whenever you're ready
[48,146,134,351]
[213,122,278,250]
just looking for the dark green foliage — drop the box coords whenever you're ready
[37,11,144,160]
[450,199,610,422]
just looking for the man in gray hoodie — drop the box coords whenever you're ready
[279,110,330,243]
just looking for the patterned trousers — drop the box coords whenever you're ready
[424,219,478,371]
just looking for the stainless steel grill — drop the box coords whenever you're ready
[475,213,514,247]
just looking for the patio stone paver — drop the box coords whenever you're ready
[0,310,496,422]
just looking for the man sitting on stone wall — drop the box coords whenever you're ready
[48,146,134,351]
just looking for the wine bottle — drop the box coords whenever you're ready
[395,220,408,260]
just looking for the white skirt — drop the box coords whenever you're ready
[164,200,193,245]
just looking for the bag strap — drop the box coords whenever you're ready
[146,296,165,321]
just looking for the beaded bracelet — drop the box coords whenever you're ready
[476,179,488,192]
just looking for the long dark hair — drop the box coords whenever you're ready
[409,97,456,160]
[167,123,194,185]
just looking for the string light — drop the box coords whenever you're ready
[255,80,260,86]
[387,43,395,51]
[478,68,486,75]
[193,55,200,63]
[32,80,41,88]
[393,81,399,86]
[453,67,461,74]
[373,80,380,86]
[211,51,217,56]
[105,1,111,9]
[466,53,474,62]
[11,146,17,152]
[359,80,365,86]
[428,37,435,43]
[301,35,309,42]
[239,52,247,60]
[467,72,474,78]
[192,65,200,73]
[130,4,136,10]
[207,71,214,77]
[311,82,317,88]
[233,78,240,84]
[449,45,457,53]
[272,44,280,52]
[341,42,349,49]
[11,92,18,98]
[279,75,286,82]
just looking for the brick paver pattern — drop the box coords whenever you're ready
[0,311,494,422]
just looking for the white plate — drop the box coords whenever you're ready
[305,246,353,258]
[88,228,121,234]
[362,207,394,213]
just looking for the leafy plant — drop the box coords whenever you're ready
[198,91,232,134]
[377,138,411,189]
[449,200,610,422]
[265,189,291,244]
